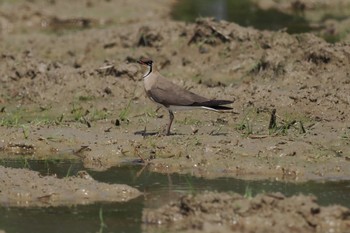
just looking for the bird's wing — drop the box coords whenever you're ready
[148,76,209,107]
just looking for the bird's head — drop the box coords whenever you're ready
[137,59,153,67]
[138,58,153,78]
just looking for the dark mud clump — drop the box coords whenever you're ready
[143,192,350,233]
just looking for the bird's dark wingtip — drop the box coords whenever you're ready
[197,99,234,107]
[210,105,233,111]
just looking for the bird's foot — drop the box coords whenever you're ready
[157,126,172,136]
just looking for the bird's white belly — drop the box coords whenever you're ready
[168,105,207,111]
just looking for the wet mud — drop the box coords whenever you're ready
[143,191,350,233]
[0,166,140,207]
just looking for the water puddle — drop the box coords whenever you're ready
[0,159,349,233]
[172,0,308,33]
[171,0,350,42]
[0,159,83,178]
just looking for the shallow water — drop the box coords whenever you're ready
[0,159,349,233]
[172,0,311,33]
[172,0,349,42]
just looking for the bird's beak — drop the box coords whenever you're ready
[137,60,145,65]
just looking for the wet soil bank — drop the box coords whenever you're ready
[0,166,140,207]
[143,191,350,233]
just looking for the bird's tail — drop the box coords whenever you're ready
[191,99,233,111]
[192,99,233,107]
[208,105,233,110]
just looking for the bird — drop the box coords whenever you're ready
[137,58,233,135]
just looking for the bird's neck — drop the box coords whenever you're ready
[143,65,152,78]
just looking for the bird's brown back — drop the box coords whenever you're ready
[145,71,209,107]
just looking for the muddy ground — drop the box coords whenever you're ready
[0,0,350,232]
[143,191,350,233]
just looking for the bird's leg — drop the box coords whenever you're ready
[166,110,174,136]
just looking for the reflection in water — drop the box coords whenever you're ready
[172,0,312,34]
[199,0,228,20]
[0,160,349,233]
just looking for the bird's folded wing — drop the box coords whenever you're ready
[149,78,209,106]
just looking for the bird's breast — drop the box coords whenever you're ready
[143,73,157,92]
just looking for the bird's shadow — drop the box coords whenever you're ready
[134,130,184,137]
[209,132,228,136]
[134,130,158,137]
